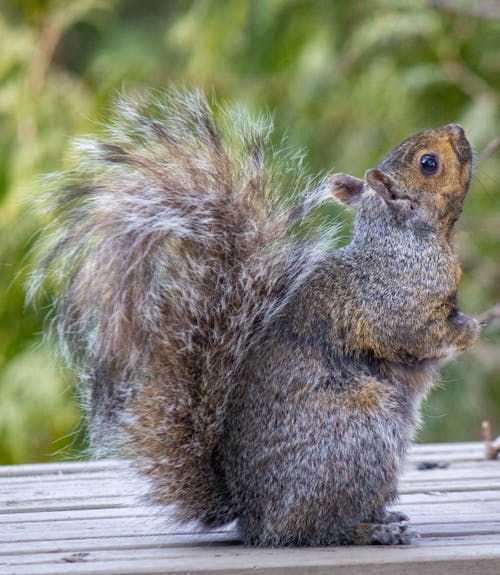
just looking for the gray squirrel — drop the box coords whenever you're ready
[32,89,479,546]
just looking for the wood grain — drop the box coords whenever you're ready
[1,442,499,575]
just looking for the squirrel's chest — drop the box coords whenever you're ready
[355,238,457,302]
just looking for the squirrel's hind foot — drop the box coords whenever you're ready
[381,509,410,523]
[238,516,416,547]
[351,520,416,545]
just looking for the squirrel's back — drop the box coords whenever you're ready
[31,89,336,526]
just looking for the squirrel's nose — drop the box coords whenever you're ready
[446,123,472,165]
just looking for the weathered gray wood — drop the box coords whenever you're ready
[0,442,499,575]
[2,542,500,575]
[2,499,500,526]
[0,461,125,477]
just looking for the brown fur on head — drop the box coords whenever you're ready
[330,124,473,240]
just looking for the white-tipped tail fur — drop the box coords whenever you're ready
[30,88,336,525]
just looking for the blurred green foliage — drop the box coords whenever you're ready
[0,0,498,463]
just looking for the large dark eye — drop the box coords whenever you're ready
[419,153,439,175]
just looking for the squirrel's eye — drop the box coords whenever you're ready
[419,154,439,175]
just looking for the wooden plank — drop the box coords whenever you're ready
[409,442,485,455]
[3,471,500,502]
[2,541,500,575]
[0,458,493,497]
[1,497,500,526]
[0,506,158,524]
[0,526,491,557]
[0,460,126,477]
[0,472,142,488]
[0,496,136,514]
[0,532,238,557]
[400,479,500,493]
[7,488,500,518]
[1,442,500,575]
[0,483,140,503]
[4,515,500,547]
[417,522,500,537]
[397,502,500,517]
[0,514,236,543]
[402,465,500,481]
[5,535,500,568]
[0,441,486,478]
[2,520,500,558]
[4,487,500,517]
[398,490,500,505]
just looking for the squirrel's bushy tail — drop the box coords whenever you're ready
[31,89,334,525]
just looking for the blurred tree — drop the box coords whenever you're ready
[0,0,498,462]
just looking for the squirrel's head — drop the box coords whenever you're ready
[330,124,473,239]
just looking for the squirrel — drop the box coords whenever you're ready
[32,89,479,547]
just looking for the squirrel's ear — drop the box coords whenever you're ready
[329,173,364,207]
[365,169,397,203]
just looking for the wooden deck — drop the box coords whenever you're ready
[1,442,500,574]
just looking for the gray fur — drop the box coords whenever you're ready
[30,91,478,546]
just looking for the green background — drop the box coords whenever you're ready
[0,0,499,464]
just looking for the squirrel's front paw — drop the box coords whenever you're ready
[452,312,480,352]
